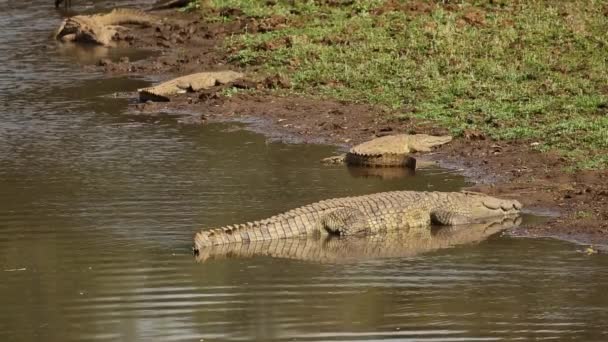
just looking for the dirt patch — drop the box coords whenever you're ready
[370,0,490,16]
[371,0,435,16]
[82,6,607,246]
[460,9,487,27]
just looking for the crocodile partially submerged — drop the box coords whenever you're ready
[138,71,244,102]
[195,216,521,263]
[193,191,521,253]
[322,134,452,167]
[55,9,156,46]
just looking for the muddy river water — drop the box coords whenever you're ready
[2,1,608,341]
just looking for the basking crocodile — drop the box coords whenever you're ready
[55,9,156,46]
[193,191,521,253]
[322,134,452,167]
[138,71,244,102]
[195,216,521,263]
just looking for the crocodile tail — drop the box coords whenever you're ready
[193,219,289,253]
[194,224,246,251]
[193,209,319,253]
[193,230,215,251]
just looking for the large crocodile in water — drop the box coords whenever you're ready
[195,216,521,263]
[193,191,522,253]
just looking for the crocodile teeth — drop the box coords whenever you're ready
[483,198,521,212]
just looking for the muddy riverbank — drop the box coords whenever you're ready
[76,5,607,246]
[6,2,608,341]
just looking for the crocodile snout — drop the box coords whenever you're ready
[482,198,522,213]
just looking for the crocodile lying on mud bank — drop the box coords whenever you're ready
[193,191,521,253]
[322,134,452,167]
[55,9,156,46]
[196,216,521,263]
[138,71,244,102]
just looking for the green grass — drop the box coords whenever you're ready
[202,0,608,168]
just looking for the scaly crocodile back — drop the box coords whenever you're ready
[345,134,452,167]
[193,191,522,252]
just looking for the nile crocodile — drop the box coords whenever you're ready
[138,71,244,102]
[55,9,156,46]
[193,191,521,253]
[322,134,452,167]
[195,216,521,263]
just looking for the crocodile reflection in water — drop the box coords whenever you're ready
[195,216,521,263]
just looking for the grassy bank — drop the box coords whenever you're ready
[201,0,608,168]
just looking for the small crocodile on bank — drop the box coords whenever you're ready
[138,71,244,102]
[321,134,452,167]
[55,9,156,46]
[193,191,522,253]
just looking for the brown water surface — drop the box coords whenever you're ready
[2,1,608,341]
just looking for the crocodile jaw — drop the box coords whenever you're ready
[466,195,522,223]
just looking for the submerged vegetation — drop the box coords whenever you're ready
[200,0,607,168]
